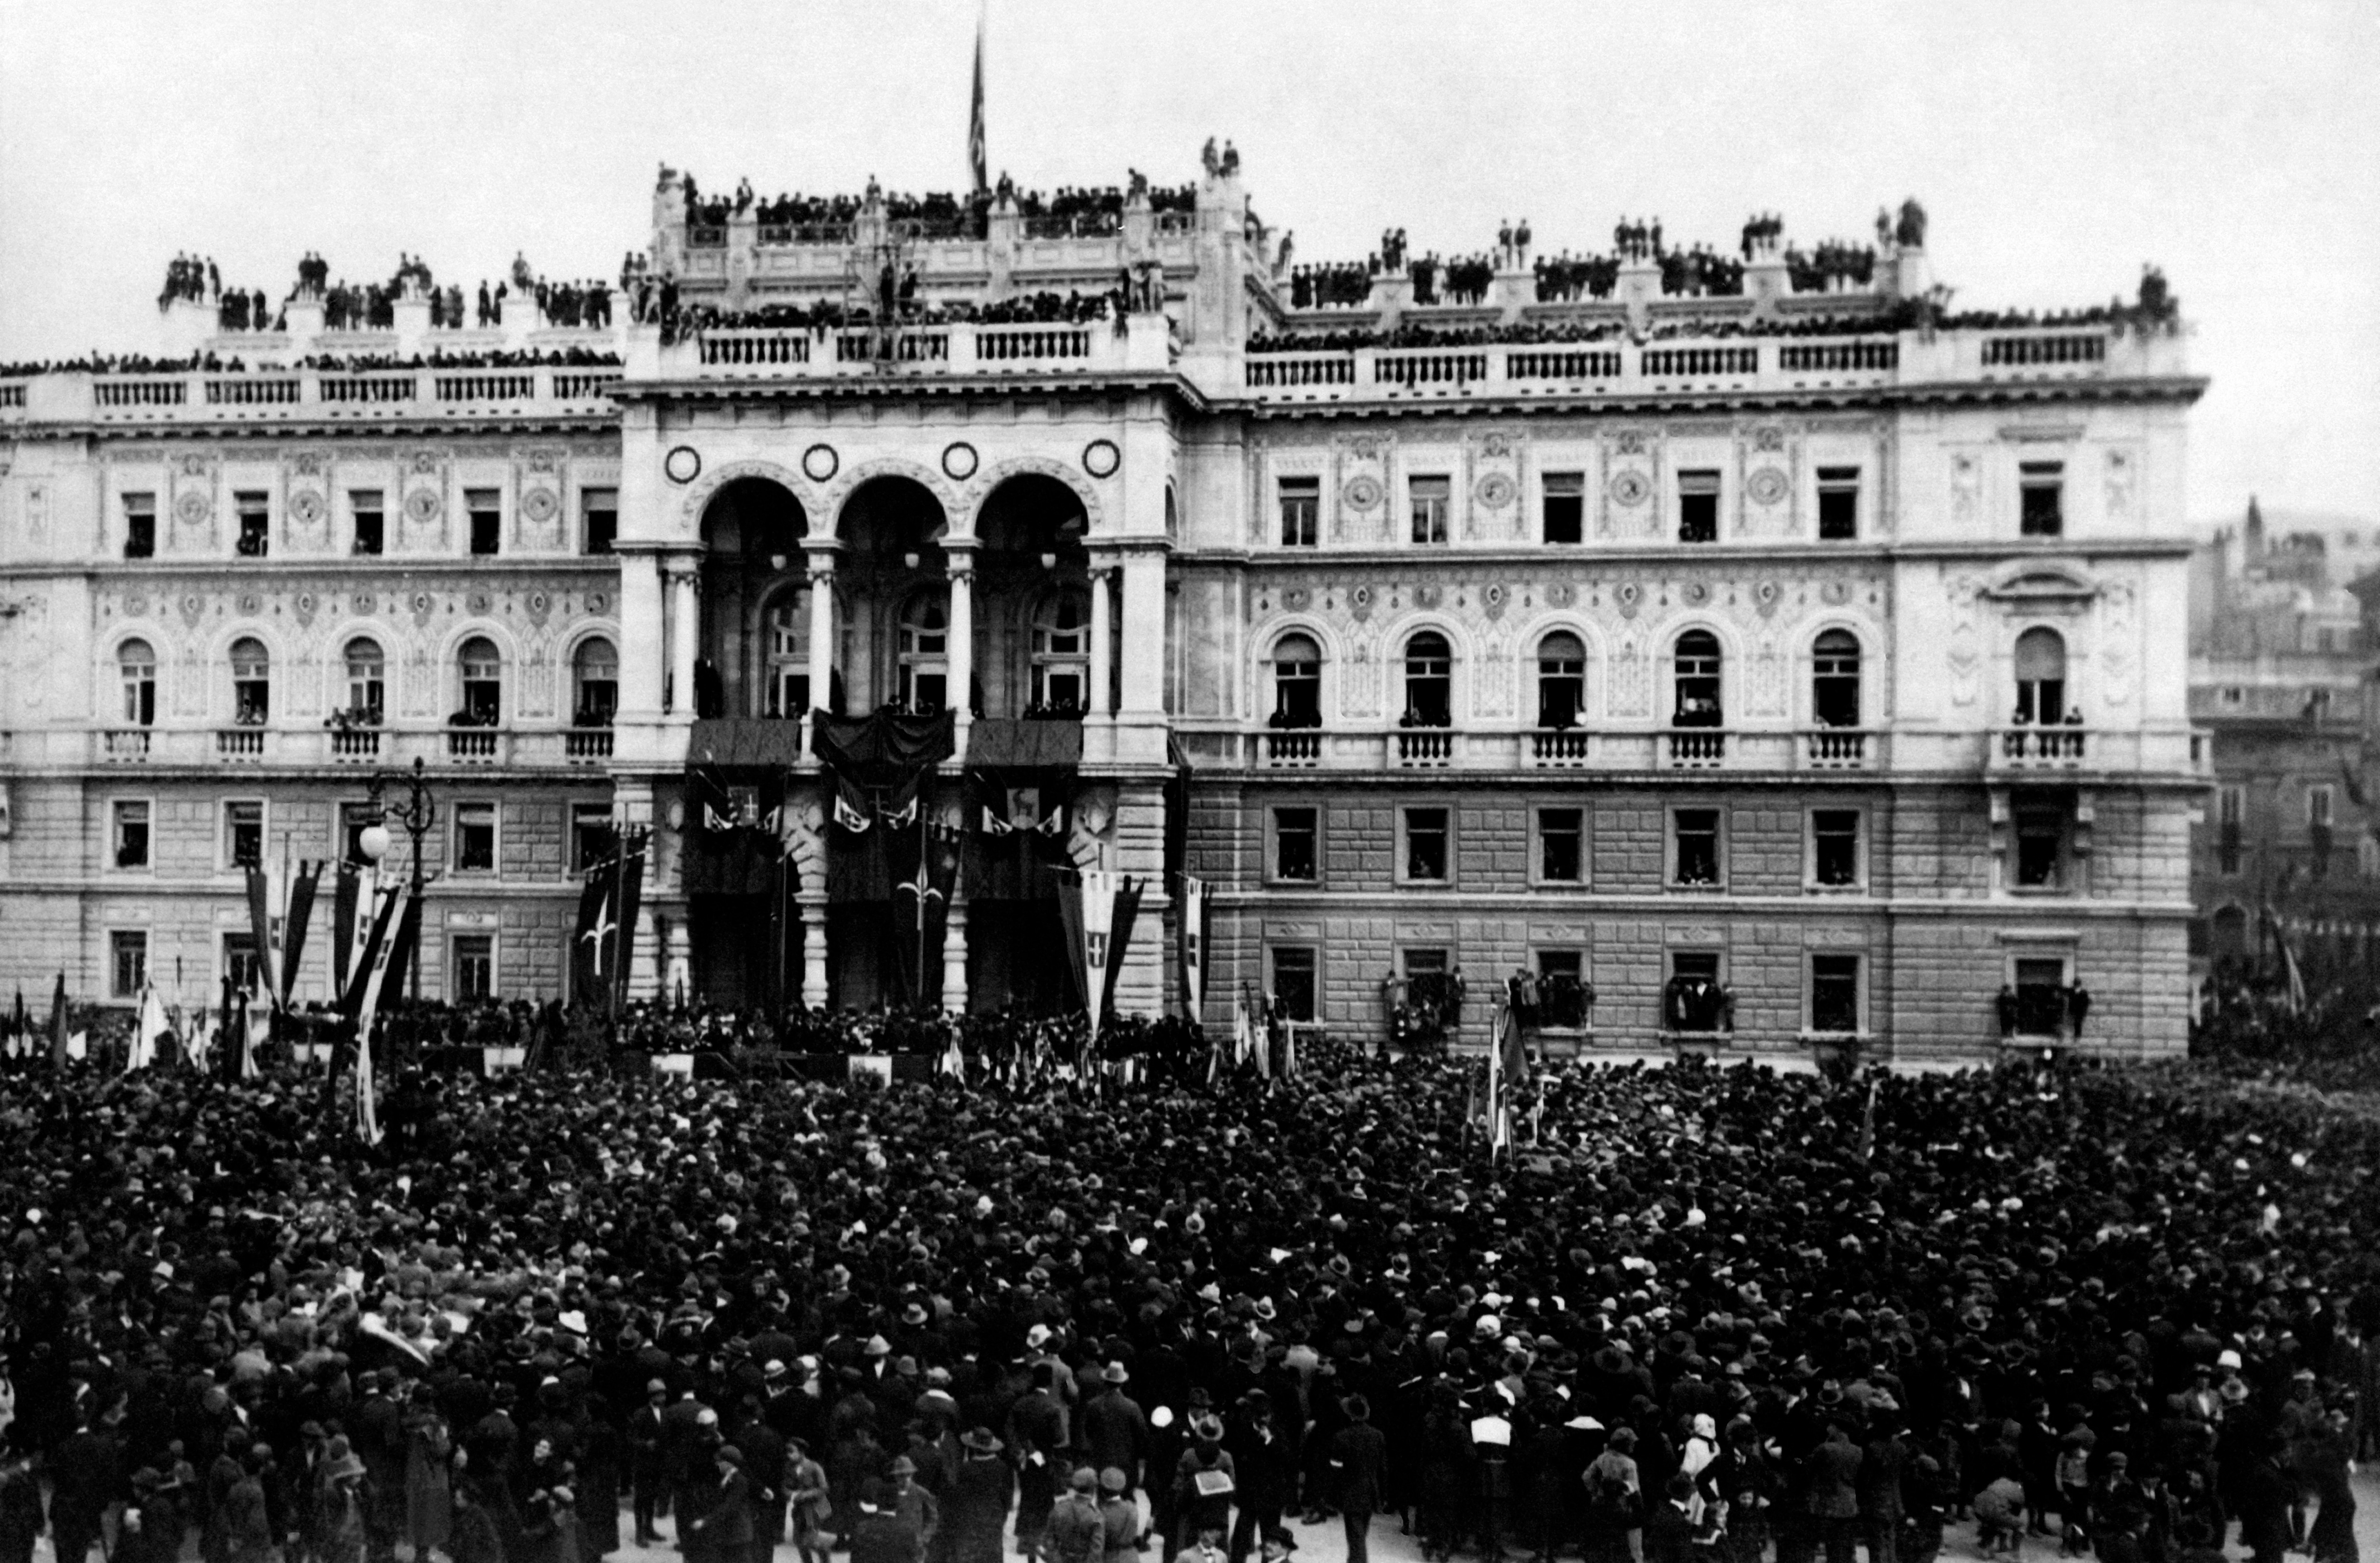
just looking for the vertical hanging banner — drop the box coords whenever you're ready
[280,861,322,1009]
[1081,869,1117,1038]
[243,864,280,1003]
[1178,875,1207,1026]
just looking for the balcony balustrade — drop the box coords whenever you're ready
[1395,728,1456,767]
[1261,731,1322,767]
[1667,730,1728,768]
[102,728,152,761]
[330,729,382,761]
[1802,729,1871,769]
[1529,729,1594,767]
[2,366,625,425]
[215,728,266,760]
[565,730,615,763]
[446,729,502,762]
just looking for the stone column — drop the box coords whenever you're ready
[797,890,830,1007]
[942,899,970,1014]
[620,556,666,720]
[806,549,837,715]
[666,561,700,717]
[946,545,975,732]
[1088,563,1115,717]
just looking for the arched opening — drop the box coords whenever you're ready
[697,478,810,720]
[573,637,618,726]
[343,637,385,723]
[2014,627,2067,724]
[975,474,1091,719]
[1813,629,1861,728]
[2210,904,2249,961]
[456,636,503,726]
[119,638,157,727]
[1402,631,1453,727]
[761,591,812,717]
[1537,630,1587,729]
[229,637,271,725]
[1271,633,1322,727]
[897,594,950,713]
[1673,629,1722,727]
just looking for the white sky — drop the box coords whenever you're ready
[2,0,2374,524]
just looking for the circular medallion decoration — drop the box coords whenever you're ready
[404,488,442,524]
[1475,472,1518,510]
[527,591,551,615]
[353,592,375,614]
[1082,439,1121,479]
[1351,586,1372,607]
[294,592,317,615]
[1343,475,1384,511]
[1616,583,1641,607]
[180,593,205,618]
[941,442,979,481]
[586,591,610,612]
[1683,583,1709,605]
[1546,583,1576,608]
[411,591,436,615]
[1608,470,1652,508]
[802,443,839,483]
[664,445,703,485]
[289,489,327,526]
[1755,581,1779,606]
[1746,467,1790,507]
[123,595,147,619]
[521,488,560,524]
[1484,583,1506,607]
[174,490,211,525]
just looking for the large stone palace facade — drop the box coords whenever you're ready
[0,154,2207,1059]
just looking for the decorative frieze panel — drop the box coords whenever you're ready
[1599,427,1661,538]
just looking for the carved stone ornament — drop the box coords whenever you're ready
[353,592,376,615]
[1474,472,1517,510]
[1082,439,1121,479]
[1283,587,1310,610]
[1608,470,1652,508]
[802,443,839,482]
[1483,582,1508,619]
[664,445,703,484]
[1546,583,1576,608]
[404,488,442,524]
[288,489,327,527]
[1343,475,1384,511]
[586,590,610,613]
[521,487,560,525]
[1745,467,1790,507]
[941,442,978,481]
[174,489,211,525]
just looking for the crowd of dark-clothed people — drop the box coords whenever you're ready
[1,1041,2374,1563]
[160,254,222,306]
[2194,961,2380,1095]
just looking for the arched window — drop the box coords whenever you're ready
[1403,631,1452,727]
[1271,633,1321,728]
[573,637,619,726]
[458,636,503,725]
[1673,630,1722,727]
[898,596,949,714]
[2013,627,2067,724]
[1537,631,1586,729]
[344,637,385,722]
[2211,904,2248,961]
[1031,593,1090,713]
[764,597,809,717]
[229,637,270,725]
[1812,629,1861,728]
[119,638,157,727]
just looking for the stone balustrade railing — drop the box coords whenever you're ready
[0,366,625,424]
[649,315,1171,379]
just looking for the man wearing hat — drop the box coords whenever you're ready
[850,1481,918,1563]
[1082,1364,1150,1504]
[0,1442,43,1563]
[1010,1365,1070,1563]
[889,1454,939,1563]
[1097,1469,1139,1563]
[686,1445,755,1563]
[630,1380,671,1545]
[1047,1471,1107,1563]
[945,1430,1013,1563]
[1327,1395,1387,1563]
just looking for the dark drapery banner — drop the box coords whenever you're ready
[1102,876,1144,1024]
[1055,871,1088,1011]
[331,863,360,995]
[280,861,322,1009]
[571,859,609,1002]
[965,718,1084,768]
[243,865,280,1000]
[810,709,956,784]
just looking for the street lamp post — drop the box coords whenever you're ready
[363,755,437,1005]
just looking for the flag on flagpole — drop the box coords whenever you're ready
[351,889,417,1145]
[1081,870,1118,1038]
[1485,1008,1507,1155]
[1178,875,1207,1026]
[967,0,989,196]
[939,1024,965,1080]
[1857,1075,1880,1163]
[48,971,69,1069]
[280,859,322,1009]
[130,985,172,1072]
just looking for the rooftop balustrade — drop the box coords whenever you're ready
[0,364,624,425]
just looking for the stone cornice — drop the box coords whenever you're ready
[1168,537,2196,570]
[615,370,1211,416]
[1230,374,2209,422]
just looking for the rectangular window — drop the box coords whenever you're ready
[2020,461,2064,537]
[1810,954,1861,1034]
[112,800,152,869]
[1672,806,1722,887]
[1678,469,1721,543]
[1409,475,1450,545]
[1271,806,1318,882]
[1538,807,1584,883]
[1811,808,1862,888]
[1269,946,1317,1022]
[572,804,619,873]
[454,802,497,872]
[351,490,385,556]
[2308,784,2334,828]
[1403,806,1449,882]
[111,930,149,998]
[223,931,263,994]
[235,491,269,558]
[1542,471,1585,545]
[124,493,157,559]
[341,802,379,866]
[1537,949,1590,1029]
[1667,950,1725,1032]
[224,800,265,869]
[2013,791,2068,889]
[1816,466,1860,540]
[581,487,618,555]
[452,934,496,1003]
[466,488,502,555]
[2014,956,2068,1036]
[1278,476,1319,548]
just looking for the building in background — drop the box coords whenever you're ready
[0,152,2207,1059]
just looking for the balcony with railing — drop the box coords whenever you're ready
[215,728,267,760]
[330,728,383,762]
[565,729,615,763]
[648,312,1172,382]
[102,728,153,762]
[0,365,623,426]
[1801,729,1873,770]
[446,729,503,762]
[1394,728,1456,767]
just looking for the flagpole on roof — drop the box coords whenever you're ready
[968,0,989,198]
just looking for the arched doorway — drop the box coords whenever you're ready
[835,475,949,716]
[696,477,809,718]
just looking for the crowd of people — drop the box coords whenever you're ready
[677,174,1198,241]
[654,289,1120,348]
[0,1042,2372,1563]
[158,253,221,306]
